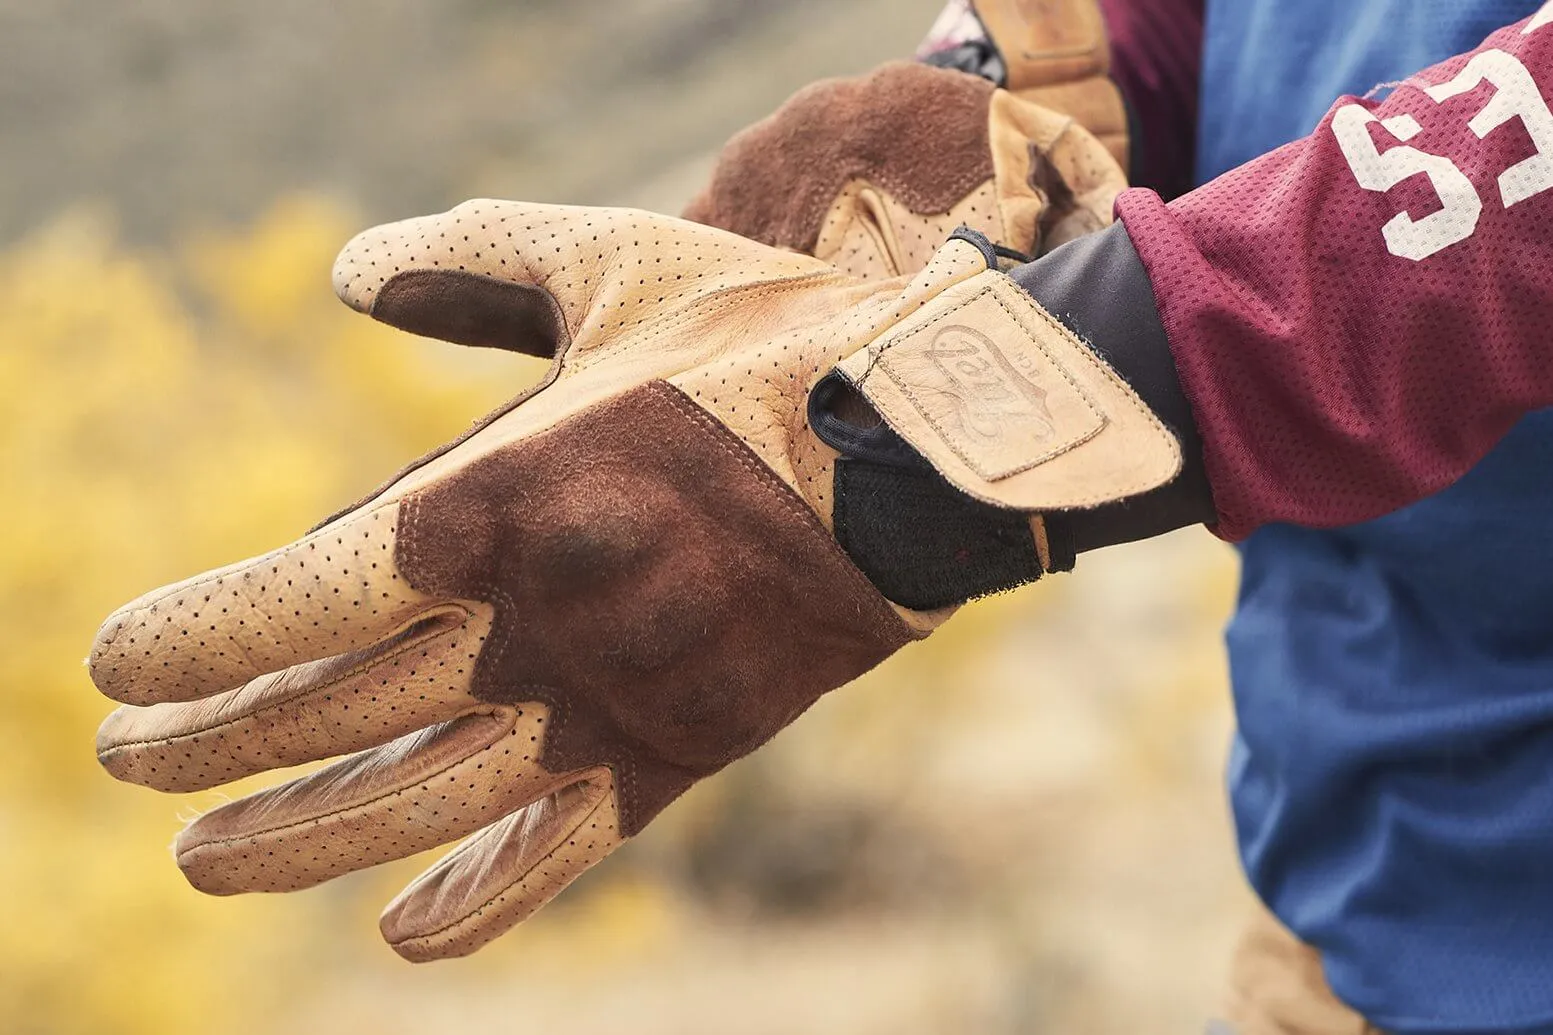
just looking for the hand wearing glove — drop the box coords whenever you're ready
[682,60,1126,280]
[914,0,1129,168]
[90,11,1553,972]
[90,202,1194,961]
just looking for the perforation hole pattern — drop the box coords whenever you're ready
[98,607,491,793]
[332,200,829,359]
[91,506,434,707]
[384,781,624,960]
[174,705,559,895]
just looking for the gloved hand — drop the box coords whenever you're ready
[915,0,1128,168]
[682,61,1125,280]
[91,204,1181,960]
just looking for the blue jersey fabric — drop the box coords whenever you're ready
[1196,3,1553,1032]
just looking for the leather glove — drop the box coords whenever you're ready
[916,0,1128,167]
[91,204,1180,961]
[682,61,1125,281]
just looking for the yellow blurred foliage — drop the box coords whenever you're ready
[0,199,529,1035]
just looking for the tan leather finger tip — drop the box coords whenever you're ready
[95,698,257,792]
[173,826,242,898]
[380,778,622,962]
[88,600,165,706]
[332,199,536,315]
[332,215,430,314]
[93,605,489,795]
[94,705,159,786]
[87,506,429,707]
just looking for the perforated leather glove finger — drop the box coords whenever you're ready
[682,61,1125,281]
[91,203,1180,960]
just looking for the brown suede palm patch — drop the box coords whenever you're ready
[395,381,913,835]
[682,62,995,255]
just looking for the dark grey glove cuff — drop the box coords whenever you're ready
[1011,220,1215,552]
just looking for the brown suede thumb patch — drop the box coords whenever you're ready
[371,268,568,359]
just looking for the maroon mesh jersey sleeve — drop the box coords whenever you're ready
[1118,11,1553,540]
[1099,0,1205,199]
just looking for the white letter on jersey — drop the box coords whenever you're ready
[1426,49,1553,207]
[1331,104,1483,261]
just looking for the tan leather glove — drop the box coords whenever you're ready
[682,61,1125,281]
[916,0,1128,166]
[91,205,1179,961]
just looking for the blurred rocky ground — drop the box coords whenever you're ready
[1,0,956,242]
[0,2,1252,1032]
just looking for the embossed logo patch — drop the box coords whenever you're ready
[927,323,1056,441]
[872,289,1106,481]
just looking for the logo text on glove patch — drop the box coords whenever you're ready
[872,290,1106,482]
[928,324,1056,441]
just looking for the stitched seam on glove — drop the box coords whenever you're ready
[174,707,522,850]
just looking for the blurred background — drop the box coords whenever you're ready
[0,1,1253,1032]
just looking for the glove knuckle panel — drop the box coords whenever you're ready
[687,62,996,256]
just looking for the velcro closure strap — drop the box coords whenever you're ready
[835,270,1181,511]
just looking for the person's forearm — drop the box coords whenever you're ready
[1029,10,1553,541]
